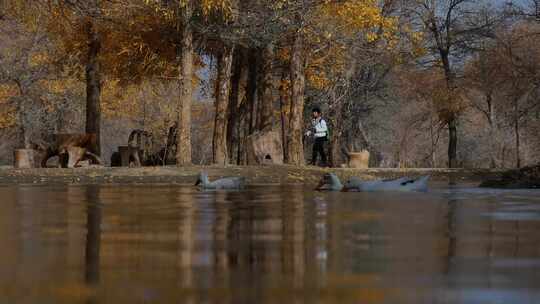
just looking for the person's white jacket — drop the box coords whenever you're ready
[306,118,328,138]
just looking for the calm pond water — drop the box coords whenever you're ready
[1,184,540,304]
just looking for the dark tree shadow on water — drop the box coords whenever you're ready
[85,185,102,304]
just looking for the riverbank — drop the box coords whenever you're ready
[0,165,505,185]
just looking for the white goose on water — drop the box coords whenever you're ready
[343,175,430,192]
[316,173,430,192]
[315,173,344,191]
[195,172,246,190]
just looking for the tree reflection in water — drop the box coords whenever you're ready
[85,185,102,304]
[0,185,540,303]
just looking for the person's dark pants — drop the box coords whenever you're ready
[311,137,327,166]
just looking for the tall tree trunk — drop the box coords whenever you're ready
[514,100,521,168]
[437,45,458,168]
[0,0,5,21]
[226,52,241,165]
[279,70,290,163]
[237,103,248,165]
[329,56,356,167]
[429,115,437,167]
[246,50,258,134]
[227,49,247,164]
[17,98,30,149]
[486,93,498,168]
[448,116,458,168]
[329,90,343,168]
[175,4,193,166]
[287,33,306,166]
[236,58,250,166]
[213,45,235,165]
[21,113,30,149]
[14,81,30,149]
[239,49,258,164]
[85,20,102,156]
[442,58,458,168]
[237,109,247,165]
[257,43,275,131]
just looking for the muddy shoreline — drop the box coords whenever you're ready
[0,165,505,186]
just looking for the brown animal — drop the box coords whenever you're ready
[33,133,102,168]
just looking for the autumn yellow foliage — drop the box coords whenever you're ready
[303,0,399,89]
[0,85,18,129]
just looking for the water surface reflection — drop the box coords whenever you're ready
[0,185,539,303]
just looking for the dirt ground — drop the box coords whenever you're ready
[0,165,505,186]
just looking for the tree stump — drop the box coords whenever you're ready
[14,149,36,168]
[59,153,69,168]
[246,131,283,165]
[111,151,121,167]
[347,150,370,169]
[119,146,141,167]
[119,146,130,167]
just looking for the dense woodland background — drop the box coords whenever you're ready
[0,0,539,168]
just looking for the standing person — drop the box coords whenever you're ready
[305,107,328,166]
